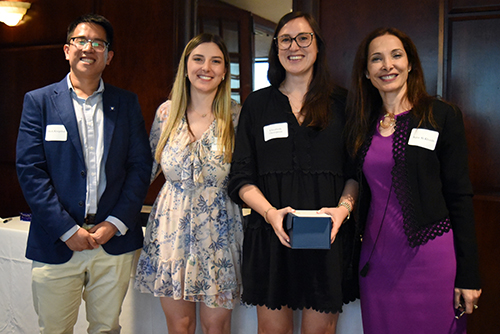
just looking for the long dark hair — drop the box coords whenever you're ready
[268,11,342,129]
[346,27,435,156]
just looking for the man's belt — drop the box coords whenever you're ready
[83,214,96,230]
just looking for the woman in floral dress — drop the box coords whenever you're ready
[135,33,243,334]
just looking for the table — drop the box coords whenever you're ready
[0,217,363,334]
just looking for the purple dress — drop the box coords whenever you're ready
[359,122,467,333]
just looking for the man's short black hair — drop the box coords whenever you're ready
[67,14,114,50]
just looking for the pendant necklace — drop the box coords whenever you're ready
[289,99,302,114]
[189,108,209,118]
[194,110,208,118]
[379,113,396,129]
[282,85,302,114]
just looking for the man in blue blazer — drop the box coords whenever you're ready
[16,14,152,333]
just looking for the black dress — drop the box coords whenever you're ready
[228,86,355,313]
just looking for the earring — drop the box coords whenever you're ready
[365,74,370,79]
[222,75,225,80]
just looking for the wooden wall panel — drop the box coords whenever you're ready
[0,46,68,160]
[320,0,440,93]
[99,0,177,133]
[470,195,500,333]
[447,16,500,192]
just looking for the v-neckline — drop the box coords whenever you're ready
[184,116,215,144]
[279,88,305,127]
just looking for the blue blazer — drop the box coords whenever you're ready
[16,77,152,264]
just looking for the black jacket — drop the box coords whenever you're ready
[356,99,480,289]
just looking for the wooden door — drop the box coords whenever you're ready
[197,0,253,103]
[444,1,500,332]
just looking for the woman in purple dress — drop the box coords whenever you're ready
[345,28,482,333]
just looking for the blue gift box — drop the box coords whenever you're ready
[285,211,332,249]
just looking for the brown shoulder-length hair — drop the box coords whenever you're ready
[268,11,342,129]
[345,27,435,156]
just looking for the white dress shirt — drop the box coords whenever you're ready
[61,74,127,241]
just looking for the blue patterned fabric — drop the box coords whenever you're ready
[135,101,243,309]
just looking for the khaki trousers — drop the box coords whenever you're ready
[32,247,135,334]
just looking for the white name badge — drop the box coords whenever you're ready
[408,128,439,151]
[45,124,68,142]
[263,122,288,142]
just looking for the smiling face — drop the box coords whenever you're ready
[366,33,411,97]
[186,42,227,96]
[64,22,113,81]
[277,17,318,79]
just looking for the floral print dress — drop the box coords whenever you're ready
[134,100,243,309]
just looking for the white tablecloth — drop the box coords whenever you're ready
[0,217,363,334]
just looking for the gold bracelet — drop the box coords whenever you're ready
[338,201,352,220]
[264,207,277,224]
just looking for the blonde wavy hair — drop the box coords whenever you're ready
[155,33,234,163]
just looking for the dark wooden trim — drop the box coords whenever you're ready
[448,12,500,21]
[173,0,197,62]
[437,0,446,97]
[448,0,500,14]
[474,192,500,202]
[253,15,277,34]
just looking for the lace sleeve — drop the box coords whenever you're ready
[149,100,171,183]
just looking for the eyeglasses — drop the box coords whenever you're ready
[69,37,109,52]
[274,32,314,50]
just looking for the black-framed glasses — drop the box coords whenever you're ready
[274,32,314,50]
[69,37,109,52]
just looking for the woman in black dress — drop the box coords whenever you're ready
[228,11,358,333]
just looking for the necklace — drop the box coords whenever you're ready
[194,111,208,117]
[189,108,209,118]
[281,85,303,114]
[289,99,302,114]
[379,113,396,129]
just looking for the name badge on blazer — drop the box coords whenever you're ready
[408,128,439,151]
[45,124,68,141]
[263,122,288,142]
